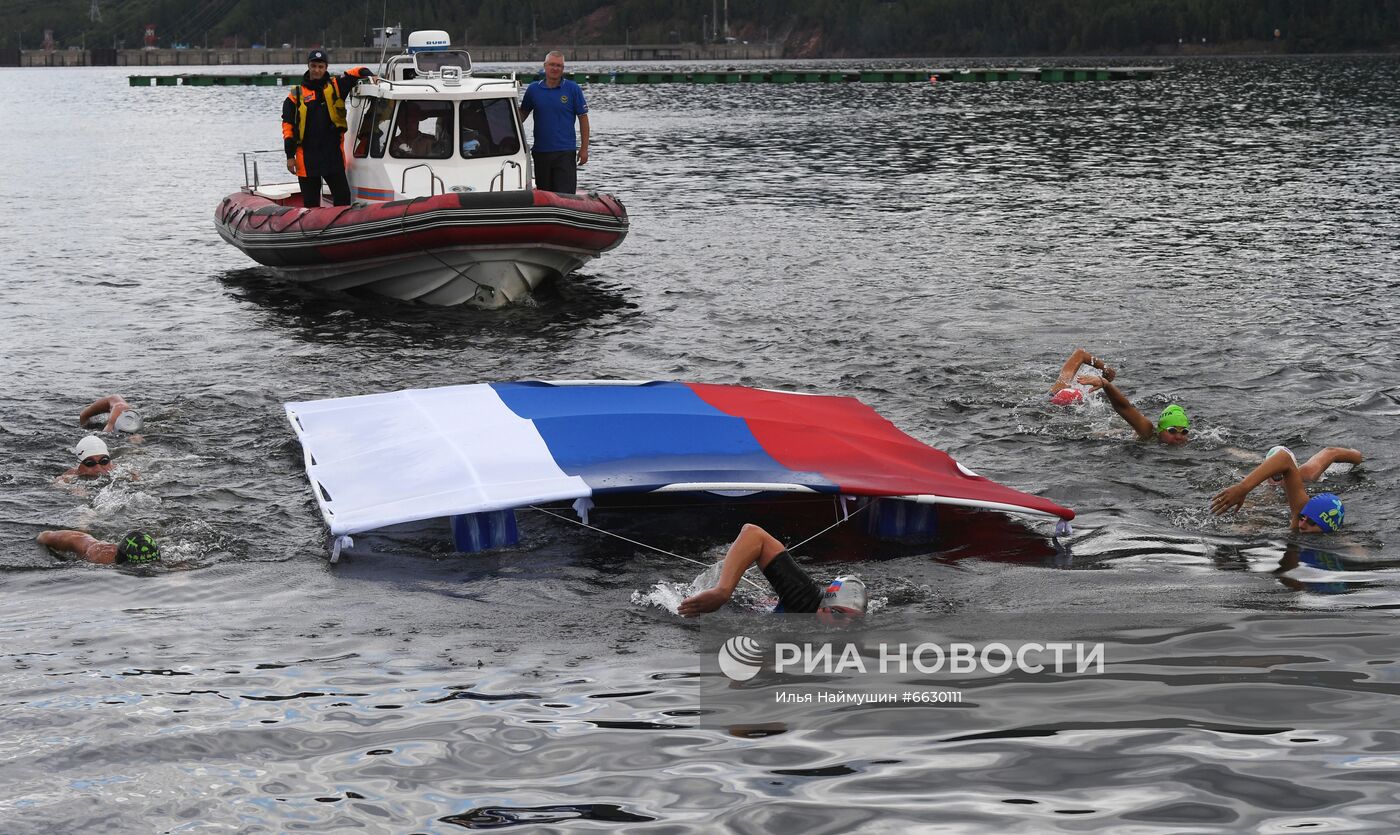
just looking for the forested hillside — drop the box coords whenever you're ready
[5,0,1396,56]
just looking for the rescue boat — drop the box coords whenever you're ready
[215,31,628,308]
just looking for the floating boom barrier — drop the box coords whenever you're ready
[130,66,1167,87]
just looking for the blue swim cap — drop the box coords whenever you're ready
[1299,493,1344,532]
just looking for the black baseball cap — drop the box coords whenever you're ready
[307,49,328,63]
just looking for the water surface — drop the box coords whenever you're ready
[2,55,1399,831]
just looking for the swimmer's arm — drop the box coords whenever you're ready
[1052,349,1114,392]
[1281,463,1309,529]
[1051,349,1091,392]
[37,530,116,564]
[1297,447,1362,482]
[1211,453,1299,515]
[79,395,125,427]
[678,524,785,616]
[1096,380,1154,439]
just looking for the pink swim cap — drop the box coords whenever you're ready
[1050,389,1084,406]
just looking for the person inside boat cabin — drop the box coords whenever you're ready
[1211,449,1348,534]
[679,524,867,622]
[390,101,445,158]
[1049,348,1192,446]
[37,529,160,565]
[518,51,590,194]
[282,50,376,208]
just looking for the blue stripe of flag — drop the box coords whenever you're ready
[489,381,833,492]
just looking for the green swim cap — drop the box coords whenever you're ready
[1157,404,1190,433]
[117,531,160,564]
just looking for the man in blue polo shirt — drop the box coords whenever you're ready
[519,51,590,194]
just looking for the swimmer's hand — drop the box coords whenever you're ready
[1075,374,1107,391]
[1211,483,1250,515]
[1100,365,1116,382]
[678,588,730,617]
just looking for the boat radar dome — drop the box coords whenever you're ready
[408,30,452,53]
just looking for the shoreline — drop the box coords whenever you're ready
[5,41,1398,69]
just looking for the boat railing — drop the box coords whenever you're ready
[491,160,523,192]
[400,163,446,198]
[240,150,282,190]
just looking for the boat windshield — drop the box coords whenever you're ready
[415,50,471,75]
[459,99,521,159]
[389,99,454,159]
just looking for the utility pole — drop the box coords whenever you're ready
[89,0,101,22]
[712,0,718,40]
[723,0,729,37]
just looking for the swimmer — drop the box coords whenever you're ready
[1261,445,1362,484]
[678,524,867,622]
[1073,372,1191,446]
[36,529,160,565]
[60,435,114,480]
[79,394,142,433]
[1049,348,1115,406]
[1211,450,1346,533]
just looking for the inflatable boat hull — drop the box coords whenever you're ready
[215,188,628,308]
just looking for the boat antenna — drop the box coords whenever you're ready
[376,0,391,73]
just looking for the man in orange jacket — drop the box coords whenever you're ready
[282,49,375,208]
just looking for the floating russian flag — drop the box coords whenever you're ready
[285,381,1074,536]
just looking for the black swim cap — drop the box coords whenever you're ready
[117,531,160,564]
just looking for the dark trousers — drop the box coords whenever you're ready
[298,171,351,208]
[532,150,577,195]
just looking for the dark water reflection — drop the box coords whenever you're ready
[3,56,1400,830]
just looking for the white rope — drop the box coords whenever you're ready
[786,498,872,553]
[528,505,767,590]
[528,497,875,591]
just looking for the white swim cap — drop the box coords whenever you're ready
[113,410,143,433]
[1266,445,1296,482]
[73,435,110,461]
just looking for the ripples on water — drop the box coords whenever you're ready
[2,56,1399,830]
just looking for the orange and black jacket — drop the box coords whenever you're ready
[282,67,372,177]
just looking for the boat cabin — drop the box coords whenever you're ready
[250,30,531,205]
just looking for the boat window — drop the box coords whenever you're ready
[415,50,472,75]
[459,99,522,159]
[353,97,395,159]
[389,100,454,159]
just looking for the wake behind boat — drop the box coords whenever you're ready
[215,31,628,308]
